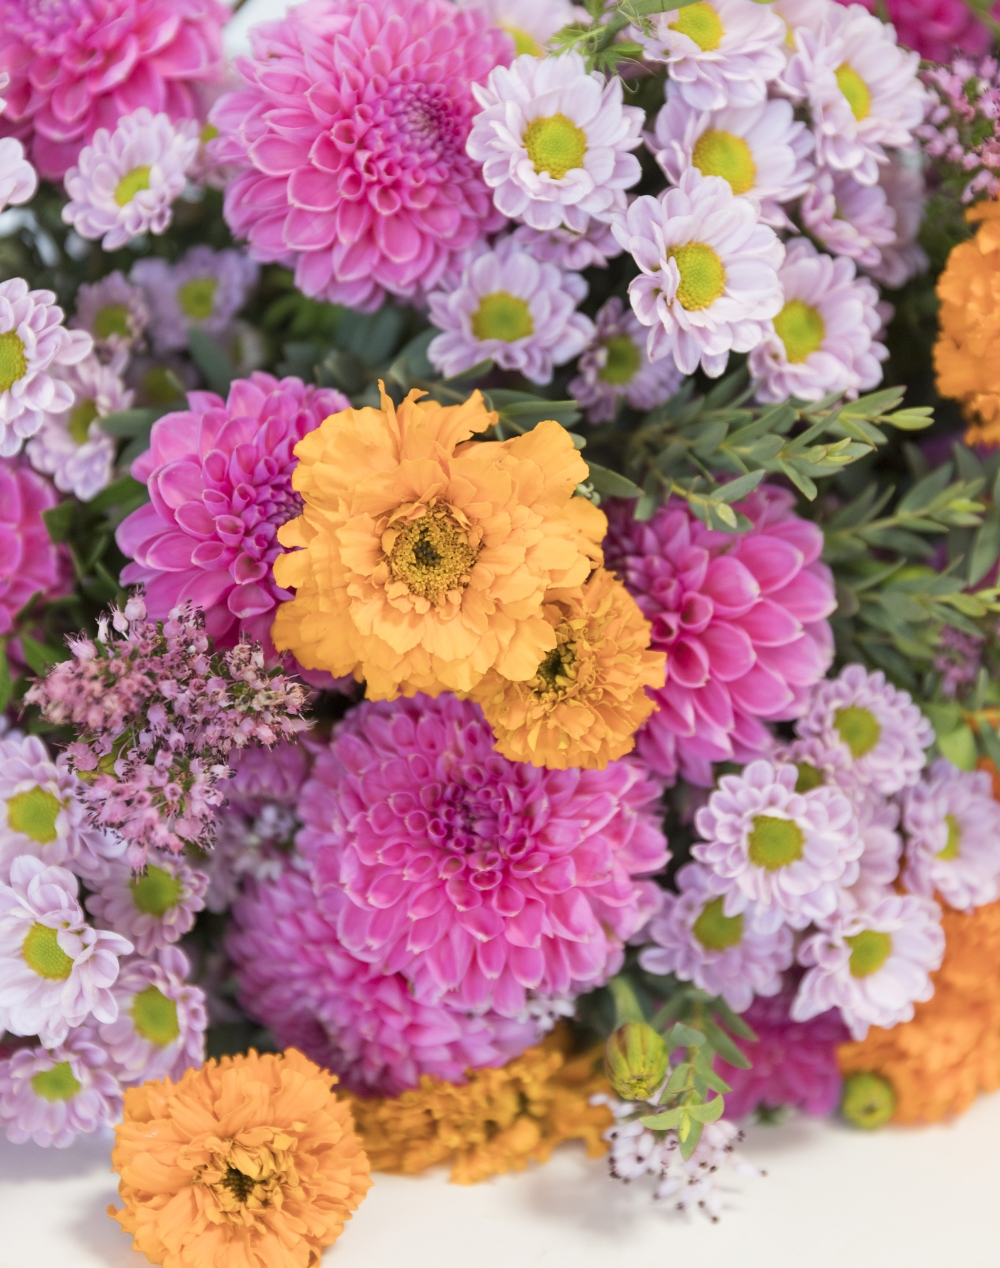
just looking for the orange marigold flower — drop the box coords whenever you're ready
[471,566,666,769]
[933,198,1000,445]
[271,386,606,699]
[110,1048,371,1268]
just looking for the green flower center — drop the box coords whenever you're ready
[691,129,757,195]
[669,1,724,50]
[132,985,180,1047]
[502,22,542,56]
[667,243,727,311]
[177,277,218,321]
[31,1061,82,1102]
[68,398,99,445]
[471,291,534,343]
[747,815,804,870]
[841,1071,895,1129]
[523,113,587,179]
[692,896,744,951]
[835,64,871,122]
[773,299,825,364]
[0,331,28,393]
[7,787,62,843]
[130,864,183,916]
[114,165,152,207]
[200,122,219,145]
[22,923,74,980]
[834,705,881,758]
[846,929,892,978]
[141,367,186,405]
[794,762,825,793]
[599,335,641,385]
[937,814,961,861]
[94,304,131,340]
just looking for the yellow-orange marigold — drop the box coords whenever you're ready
[471,566,666,769]
[271,386,606,699]
[110,1048,371,1268]
[933,198,1000,445]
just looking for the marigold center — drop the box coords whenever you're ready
[773,299,825,363]
[531,640,578,699]
[115,166,152,207]
[937,813,961,860]
[31,1061,82,1102]
[834,705,881,757]
[22,923,74,980]
[748,815,804,870]
[7,787,62,843]
[130,864,183,916]
[132,985,180,1046]
[471,291,534,342]
[523,113,588,179]
[178,277,218,321]
[667,242,727,311]
[94,304,131,340]
[693,896,744,950]
[0,331,28,392]
[846,929,892,977]
[669,2,724,51]
[835,64,871,121]
[692,129,757,195]
[388,507,478,604]
[68,399,99,444]
[599,335,641,385]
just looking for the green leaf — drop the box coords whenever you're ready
[639,1108,685,1131]
[701,1018,751,1069]
[586,463,642,499]
[678,1117,703,1160]
[884,408,934,431]
[484,392,581,430]
[896,465,954,514]
[42,499,76,544]
[938,724,978,770]
[667,1022,705,1050]
[687,1097,725,1124]
[968,504,1000,586]
[607,975,645,1027]
[841,387,905,418]
[88,475,149,514]
[18,632,69,676]
[99,407,167,438]
[714,470,765,504]
[188,329,235,396]
[0,642,10,714]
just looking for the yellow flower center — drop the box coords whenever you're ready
[115,165,152,207]
[834,705,881,758]
[667,243,727,311]
[835,64,871,122]
[130,864,183,916]
[748,815,804,870]
[68,398,99,444]
[794,762,825,793]
[692,896,743,950]
[846,929,892,978]
[7,787,62,843]
[132,985,180,1047]
[471,291,534,343]
[0,331,28,393]
[523,113,587,179]
[502,22,542,56]
[773,299,826,364]
[691,129,757,195]
[31,1061,82,1102]
[178,277,218,321]
[94,304,131,340]
[841,1071,896,1129]
[22,923,74,980]
[530,639,579,701]
[669,2,724,50]
[387,506,478,605]
[599,335,641,385]
[200,122,219,145]
[937,813,961,860]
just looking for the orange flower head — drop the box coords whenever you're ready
[110,1048,371,1268]
[271,386,606,699]
[471,567,665,769]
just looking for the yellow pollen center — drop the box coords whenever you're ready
[692,896,744,951]
[846,929,892,978]
[0,330,28,392]
[132,985,180,1047]
[114,166,152,207]
[748,815,804,870]
[691,129,757,195]
[22,923,74,980]
[667,242,727,311]
[669,2,724,50]
[68,398,99,444]
[471,291,534,343]
[835,705,881,758]
[178,277,218,321]
[94,304,131,340]
[502,22,542,56]
[523,113,587,179]
[130,864,184,916]
[530,639,579,701]
[835,64,871,121]
[773,299,826,363]
[387,507,478,605]
[599,335,642,385]
[7,787,62,843]
[31,1061,82,1102]
[937,814,961,860]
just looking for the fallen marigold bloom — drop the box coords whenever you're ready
[110,1048,371,1268]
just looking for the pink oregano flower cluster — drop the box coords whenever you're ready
[917,56,1000,203]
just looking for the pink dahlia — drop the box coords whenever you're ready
[836,0,1000,63]
[298,693,669,1019]
[0,459,67,643]
[116,373,349,659]
[0,0,228,182]
[209,0,511,313]
[603,486,837,786]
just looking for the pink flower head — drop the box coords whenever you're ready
[0,461,66,640]
[298,693,669,1019]
[0,0,228,181]
[0,1026,122,1147]
[86,855,208,955]
[210,0,511,312]
[569,297,683,424]
[800,169,897,271]
[603,486,837,786]
[117,373,350,658]
[836,0,1000,64]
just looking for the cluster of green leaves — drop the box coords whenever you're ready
[550,0,699,74]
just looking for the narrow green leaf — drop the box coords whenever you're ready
[188,329,235,396]
[586,463,642,499]
[607,975,645,1027]
[687,1097,725,1124]
[0,642,10,714]
[98,407,167,438]
[702,1018,750,1069]
[714,470,765,504]
[18,632,69,676]
[667,1022,705,1050]
[639,1108,685,1131]
[88,475,149,514]
[679,1118,703,1159]
[42,499,76,544]
[938,724,978,770]
[884,407,934,431]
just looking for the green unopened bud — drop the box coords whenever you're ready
[604,1022,669,1101]
[841,1071,896,1130]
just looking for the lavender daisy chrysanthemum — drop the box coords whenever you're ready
[569,297,683,423]
[0,1027,121,1148]
[0,735,91,881]
[130,247,260,354]
[792,892,944,1040]
[69,272,149,365]
[427,235,593,383]
[0,137,36,214]
[800,169,897,271]
[513,216,623,270]
[692,759,862,929]
[86,856,209,956]
[868,154,928,289]
[61,109,200,252]
[457,0,589,56]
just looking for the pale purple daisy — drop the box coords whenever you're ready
[0,137,36,214]
[638,862,794,1012]
[86,856,209,957]
[868,155,928,289]
[749,238,887,404]
[851,790,903,906]
[97,946,207,1086]
[427,235,593,383]
[0,278,93,457]
[69,272,149,365]
[614,169,784,377]
[795,663,934,796]
[0,856,132,1047]
[457,0,589,56]
[0,735,93,882]
[0,1027,121,1148]
[61,109,200,252]
[513,214,623,270]
[792,892,944,1040]
[130,247,260,354]
[692,759,862,929]
[800,169,897,271]
[902,759,1000,912]
[569,297,683,423]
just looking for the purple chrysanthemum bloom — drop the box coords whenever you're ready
[637,862,794,1012]
[0,1026,121,1148]
[901,759,1000,912]
[97,945,206,1085]
[86,856,209,956]
[298,693,669,1020]
[693,760,862,929]
[800,169,897,271]
[569,298,683,424]
[512,215,622,270]
[70,271,149,365]
[795,663,934,797]
[868,154,928,289]
[0,734,95,881]
[0,136,36,214]
[131,247,260,354]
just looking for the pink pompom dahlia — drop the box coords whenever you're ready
[603,486,837,786]
[0,459,67,643]
[298,694,669,1020]
[116,373,349,658]
[210,0,511,312]
[0,0,227,182]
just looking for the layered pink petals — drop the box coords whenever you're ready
[0,459,67,640]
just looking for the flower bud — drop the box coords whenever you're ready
[841,1071,896,1130]
[604,1022,669,1101]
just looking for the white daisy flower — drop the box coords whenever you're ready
[513,214,623,270]
[427,235,593,383]
[792,892,944,1040]
[467,51,644,232]
[130,246,260,354]
[614,168,784,377]
[86,856,209,957]
[868,154,928,289]
[0,137,36,214]
[800,169,897,271]
[852,790,903,905]
[0,1027,122,1148]
[749,238,887,404]
[0,736,91,882]
[62,108,200,252]
[457,0,589,57]
[69,271,149,365]
[569,297,683,423]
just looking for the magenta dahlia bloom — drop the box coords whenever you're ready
[298,694,669,1020]
[0,459,67,643]
[209,0,511,313]
[116,374,349,658]
[837,0,1000,63]
[0,0,228,181]
[604,487,837,787]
